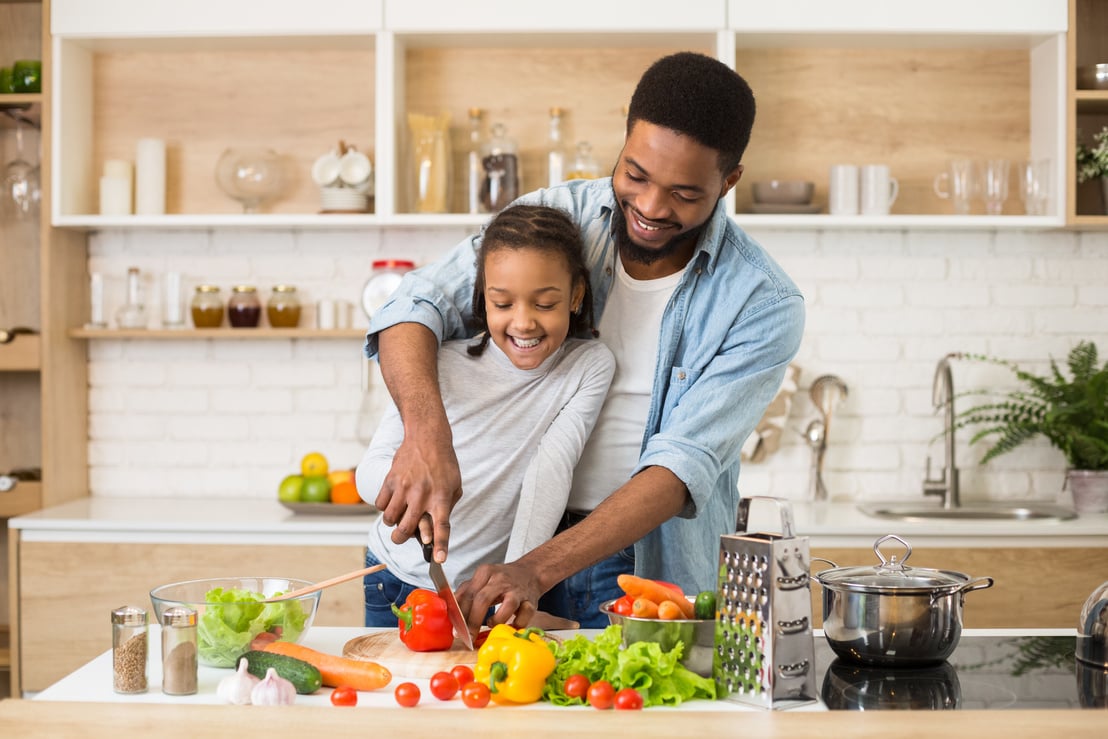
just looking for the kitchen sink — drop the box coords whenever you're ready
[858,503,1078,522]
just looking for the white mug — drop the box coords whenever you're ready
[829,164,859,215]
[860,164,899,215]
[311,151,342,187]
[339,149,372,188]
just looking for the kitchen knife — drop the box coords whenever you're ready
[420,518,475,651]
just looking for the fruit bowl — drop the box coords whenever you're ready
[599,598,715,677]
[150,576,320,668]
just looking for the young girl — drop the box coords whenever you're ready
[356,204,615,627]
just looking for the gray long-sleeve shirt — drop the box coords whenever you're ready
[357,337,615,589]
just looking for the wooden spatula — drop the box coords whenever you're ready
[264,563,386,602]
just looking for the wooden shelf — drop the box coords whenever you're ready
[0,624,9,670]
[70,327,366,340]
[1075,89,1108,114]
[0,480,42,519]
[0,334,40,371]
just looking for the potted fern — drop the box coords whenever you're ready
[1076,125,1108,213]
[955,340,1108,513]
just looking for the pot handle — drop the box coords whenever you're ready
[736,495,796,538]
[956,576,994,596]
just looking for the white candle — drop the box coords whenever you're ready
[88,272,106,327]
[103,159,132,180]
[135,138,166,215]
[163,271,183,327]
[99,175,132,215]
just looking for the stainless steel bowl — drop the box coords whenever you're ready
[752,180,815,205]
[599,599,715,677]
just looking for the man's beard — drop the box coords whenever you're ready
[611,189,707,267]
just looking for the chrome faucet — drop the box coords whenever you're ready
[923,353,961,508]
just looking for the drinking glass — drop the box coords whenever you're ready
[933,159,976,215]
[2,119,40,219]
[980,158,1010,216]
[1018,159,1051,216]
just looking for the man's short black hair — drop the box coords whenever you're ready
[627,51,755,174]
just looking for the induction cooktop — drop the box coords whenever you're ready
[813,634,1106,711]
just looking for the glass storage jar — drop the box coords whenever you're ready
[190,285,224,328]
[228,285,262,328]
[266,285,301,328]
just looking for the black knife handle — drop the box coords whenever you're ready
[419,513,434,563]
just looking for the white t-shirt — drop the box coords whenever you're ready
[567,257,684,511]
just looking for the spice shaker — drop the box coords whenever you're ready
[161,606,198,696]
[111,605,148,694]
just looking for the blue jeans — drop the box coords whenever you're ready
[363,551,423,627]
[538,514,635,628]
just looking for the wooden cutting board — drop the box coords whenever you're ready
[343,632,477,679]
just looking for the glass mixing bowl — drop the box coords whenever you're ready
[214,148,285,213]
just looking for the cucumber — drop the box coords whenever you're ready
[237,649,322,694]
[693,590,717,620]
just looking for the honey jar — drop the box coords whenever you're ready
[266,285,301,328]
[190,285,224,328]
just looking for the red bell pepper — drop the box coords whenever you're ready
[391,588,454,652]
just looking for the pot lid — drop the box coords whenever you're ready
[815,534,974,594]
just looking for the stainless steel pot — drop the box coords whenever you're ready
[813,534,993,667]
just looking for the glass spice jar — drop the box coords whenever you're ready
[266,285,301,328]
[190,285,224,328]
[161,606,198,696]
[228,285,261,328]
[111,605,148,694]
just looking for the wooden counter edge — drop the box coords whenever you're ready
[0,700,1104,737]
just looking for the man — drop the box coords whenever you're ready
[364,51,805,630]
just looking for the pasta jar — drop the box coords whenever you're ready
[228,285,262,328]
[266,285,301,328]
[190,285,224,328]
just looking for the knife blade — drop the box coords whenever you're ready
[420,517,475,651]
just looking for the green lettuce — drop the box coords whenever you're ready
[543,625,716,707]
[196,587,309,667]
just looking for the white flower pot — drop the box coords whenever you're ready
[1068,470,1108,514]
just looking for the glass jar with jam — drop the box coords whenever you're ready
[266,285,301,328]
[190,285,224,328]
[227,285,262,328]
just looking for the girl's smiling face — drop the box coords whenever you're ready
[483,247,584,370]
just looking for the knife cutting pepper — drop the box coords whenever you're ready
[391,589,455,652]
[473,624,556,704]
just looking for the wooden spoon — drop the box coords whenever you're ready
[264,563,386,602]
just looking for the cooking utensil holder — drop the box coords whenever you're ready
[714,496,817,710]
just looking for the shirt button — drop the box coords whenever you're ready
[678,371,686,380]
[606,267,612,275]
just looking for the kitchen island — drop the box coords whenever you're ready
[0,627,1104,738]
[8,498,1108,693]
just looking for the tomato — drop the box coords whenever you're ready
[330,685,358,707]
[394,682,420,707]
[461,681,491,708]
[611,594,635,616]
[564,673,590,700]
[450,665,475,687]
[587,679,615,710]
[429,671,460,701]
[614,687,643,710]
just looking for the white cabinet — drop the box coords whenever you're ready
[48,0,1072,231]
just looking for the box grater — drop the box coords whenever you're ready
[713,496,817,709]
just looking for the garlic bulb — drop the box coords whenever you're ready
[217,658,260,705]
[250,667,297,706]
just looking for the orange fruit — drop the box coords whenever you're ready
[330,480,362,505]
[328,468,355,487]
[300,451,329,477]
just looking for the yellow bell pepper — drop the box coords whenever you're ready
[472,624,556,704]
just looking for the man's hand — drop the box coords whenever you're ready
[455,560,545,631]
[375,425,461,561]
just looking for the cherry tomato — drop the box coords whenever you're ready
[564,673,591,700]
[611,594,634,616]
[587,679,615,710]
[461,681,491,708]
[450,665,475,687]
[394,682,421,708]
[614,687,644,710]
[429,671,460,701]
[330,685,358,707]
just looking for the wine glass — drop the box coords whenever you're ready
[214,148,285,213]
[2,118,40,219]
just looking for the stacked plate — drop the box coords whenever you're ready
[320,186,369,213]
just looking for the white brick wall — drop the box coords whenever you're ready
[85,225,1108,509]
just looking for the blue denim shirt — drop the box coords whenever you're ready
[365,178,805,593]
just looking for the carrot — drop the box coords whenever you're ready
[616,574,695,619]
[631,597,659,619]
[656,600,684,620]
[263,641,392,691]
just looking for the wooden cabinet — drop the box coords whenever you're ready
[1068,0,1108,225]
[810,546,1105,630]
[11,533,367,693]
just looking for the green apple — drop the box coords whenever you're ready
[277,474,305,503]
[301,475,332,503]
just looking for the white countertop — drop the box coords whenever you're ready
[9,497,1108,548]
